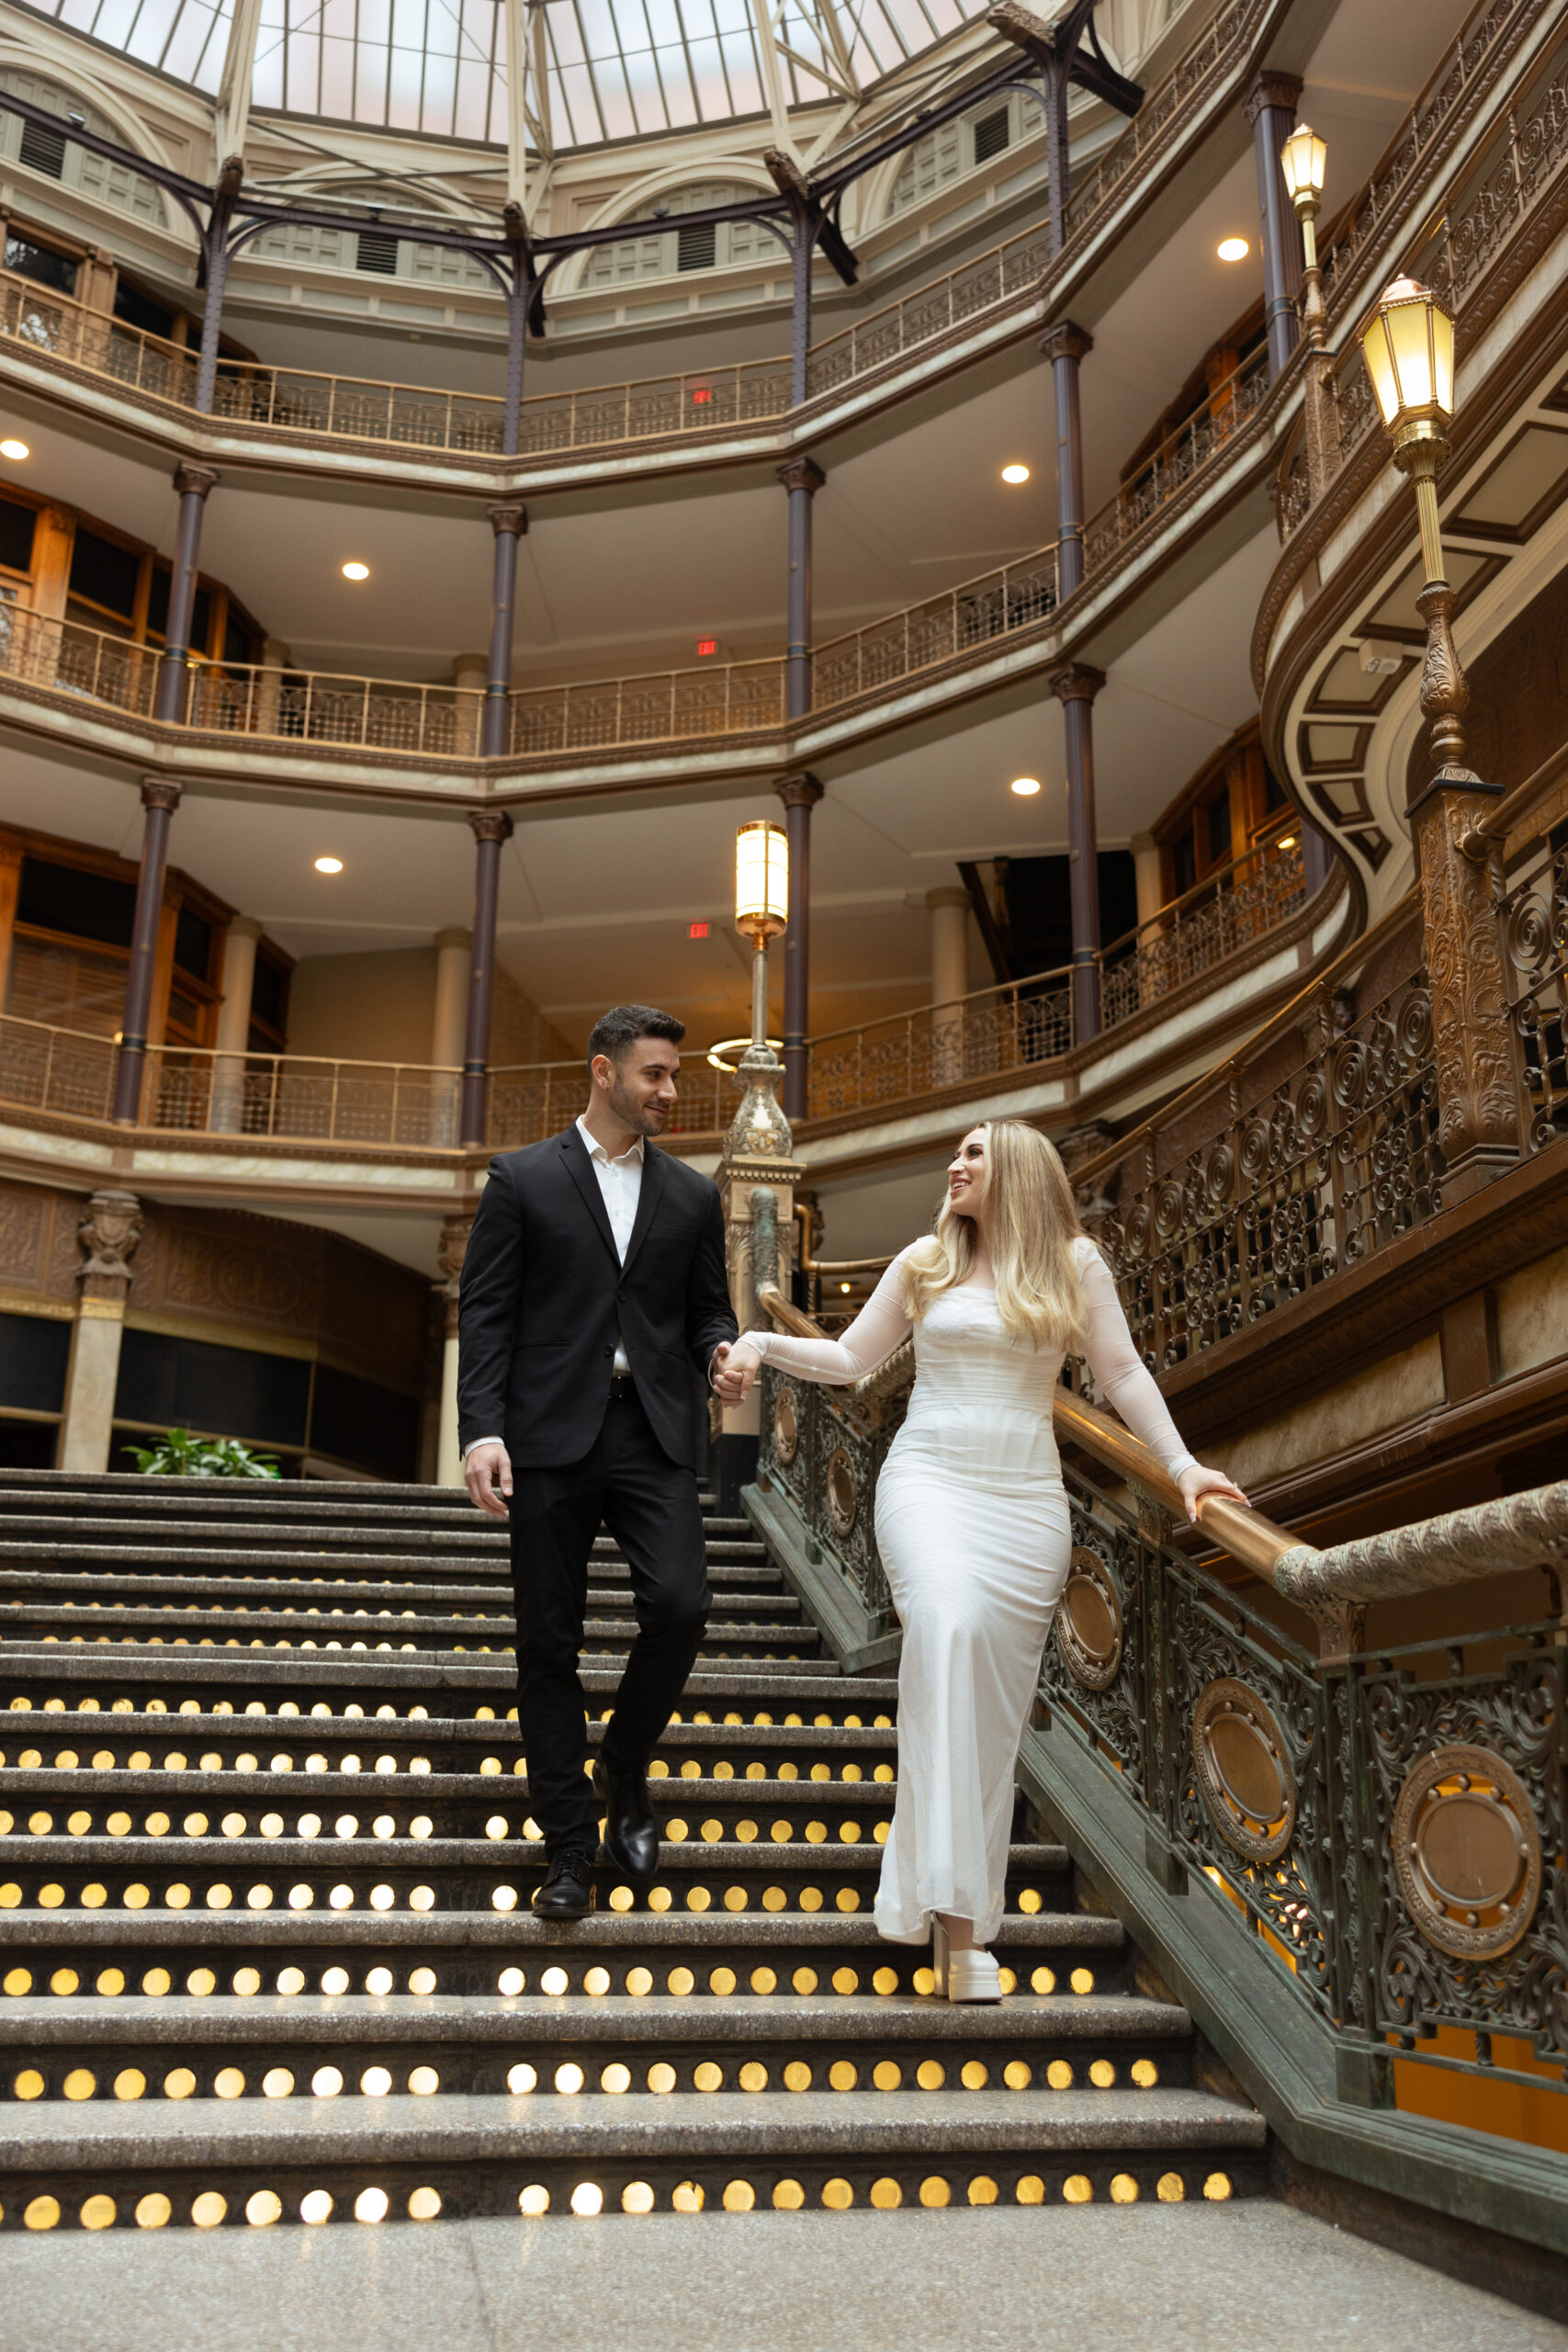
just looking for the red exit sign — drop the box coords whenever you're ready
[689,922,710,938]
[695,638,716,658]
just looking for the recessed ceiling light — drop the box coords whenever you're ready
[1001,462,1030,484]
[1010,776,1042,796]
[0,438,28,461]
[341,560,369,581]
[840,1282,852,1294]
[314,856,344,874]
[1217,236,1249,262]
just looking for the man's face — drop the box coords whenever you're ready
[597,1037,680,1136]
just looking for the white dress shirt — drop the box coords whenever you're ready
[463,1117,644,1458]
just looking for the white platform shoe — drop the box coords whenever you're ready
[931,1920,1003,2003]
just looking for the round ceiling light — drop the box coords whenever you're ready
[314,856,344,874]
[1010,776,1042,797]
[0,438,28,461]
[341,560,370,581]
[1217,236,1249,262]
[1001,463,1030,484]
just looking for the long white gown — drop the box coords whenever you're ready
[745,1237,1197,1947]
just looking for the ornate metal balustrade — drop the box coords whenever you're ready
[1099,833,1305,1028]
[812,549,1061,711]
[1084,343,1271,575]
[485,1057,739,1151]
[1497,808,1568,1157]
[0,1,1265,472]
[806,971,1073,1123]
[506,661,784,753]
[1084,923,1440,1372]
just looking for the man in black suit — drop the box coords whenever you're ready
[458,1004,739,1919]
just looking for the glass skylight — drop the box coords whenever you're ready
[23,0,983,150]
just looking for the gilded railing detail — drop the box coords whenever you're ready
[1497,817,1568,1155]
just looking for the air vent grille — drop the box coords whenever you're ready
[973,107,1010,164]
[676,222,716,272]
[18,119,67,179]
[355,232,399,276]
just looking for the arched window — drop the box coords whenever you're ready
[885,90,1045,218]
[0,71,164,224]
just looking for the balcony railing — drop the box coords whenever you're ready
[0,0,1265,471]
[486,1057,739,1151]
[1099,826,1304,1025]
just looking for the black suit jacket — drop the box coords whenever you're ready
[457,1125,738,1471]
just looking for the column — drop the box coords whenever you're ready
[59,1190,142,1474]
[460,812,513,1148]
[112,778,182,1125]
[773,772,822,1122]
[1052,665,1106,1044]
[1040,322,1092,598]
[434,1211,472,1486]
[1247,72,1305,378]
[210,913,261,1134]
[777,458,824,722]
[927,885,971,1085]
[431,926,471,1147]
[454,653,487,756]
[1130,833,1163,934]
[0,836,22,1008]
[154,465,219,725]
[254,637,292,737]
[481,505,527,760]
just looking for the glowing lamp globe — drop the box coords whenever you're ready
[735,820,788,943]
[1279,122,1326,212]
[1359,277,1455,464]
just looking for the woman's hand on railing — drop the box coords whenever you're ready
[712,1339,762,1406]
[1177,1463,1250,1526]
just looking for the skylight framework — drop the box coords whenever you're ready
[19,0,988,150]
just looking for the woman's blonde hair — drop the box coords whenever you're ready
[903,1119,1091,1351]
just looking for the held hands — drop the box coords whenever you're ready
[711,1340,762,1408]
[465,1441,513,1520]
[1176,1463,1250,1526]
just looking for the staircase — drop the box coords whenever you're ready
[0,1469,1264,2234]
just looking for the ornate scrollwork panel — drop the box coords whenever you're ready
[1392,1743,1543,1961]
[772,1385,799,1469]
[1055,1546,1124,1690]
[1192,1678,1298,1864]
[825,1444,857,1539]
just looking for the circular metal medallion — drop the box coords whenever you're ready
[1191,1679,1296,1863]
[1392,1743,1541,1961]
[826,1446,857,1539]
[1054,1548,1123,1690]
[772,1385,799,1469]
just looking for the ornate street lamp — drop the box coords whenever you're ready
[1280,121,1327,345]
[1359,274,1518,1199]
[735,819,789,1049]
[1358,275,1463,771]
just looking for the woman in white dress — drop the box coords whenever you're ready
[721,1119,1247,2001]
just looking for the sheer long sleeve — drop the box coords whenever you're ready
[1077,1242,1196,1480]
[739,1253,913,1387]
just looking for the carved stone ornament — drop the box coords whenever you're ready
[722,1039,794,1164]
[1392,1743,1542,1962]
[1054,1546,1123,1690]
[772,1385,800,1468]
[826,1445,857,1538]
[77,1189,143,1285]
[1191,1678,1297,1864]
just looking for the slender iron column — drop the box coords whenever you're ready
[1247,71,1305,377]
[193,160,242,415]
[777,457,824,723]
[111,778,182,1125]
[459,810,513,1148]
[154,465,219,725]
[481,503,527,760]
[1040,321,1092,599]
[774,771,823,1122]
[1053,664,1105,1044]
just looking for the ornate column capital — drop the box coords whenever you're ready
[172,462,220,501]
[77,1187,142,1303]
[925,885,971,912]
[773,770,824,811]
[468,809,514,845]
[776,457,826,496]
[1050,662,1105,707]
[1246,68,1303,122]
[140,775,183,815]
[487,502,528,537]
[1038,320,1092,365]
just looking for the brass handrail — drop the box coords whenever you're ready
[1461,737,1568,861]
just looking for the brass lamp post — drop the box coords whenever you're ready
[1358,275,1517,1197]
[735,819,789,1050]
[1280,121,1327,346]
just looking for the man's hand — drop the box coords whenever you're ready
[711,1340,761,1408]
[465,1441,513,1519]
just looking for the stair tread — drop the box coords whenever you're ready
[0,2086,1267,2168]
[0,1907,1124,1949]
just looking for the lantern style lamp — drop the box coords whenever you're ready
[735,819,789,1049]
[1359,275,1456,584]
[1280,121,1327,345]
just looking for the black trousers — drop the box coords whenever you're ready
[507,1387,709,1856]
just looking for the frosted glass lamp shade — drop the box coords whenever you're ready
[735,821,788,937]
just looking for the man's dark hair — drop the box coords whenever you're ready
[588,1005,685,1071]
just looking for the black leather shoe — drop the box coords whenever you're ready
[594,1758,660,1886]
[532,1849,596,1920]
